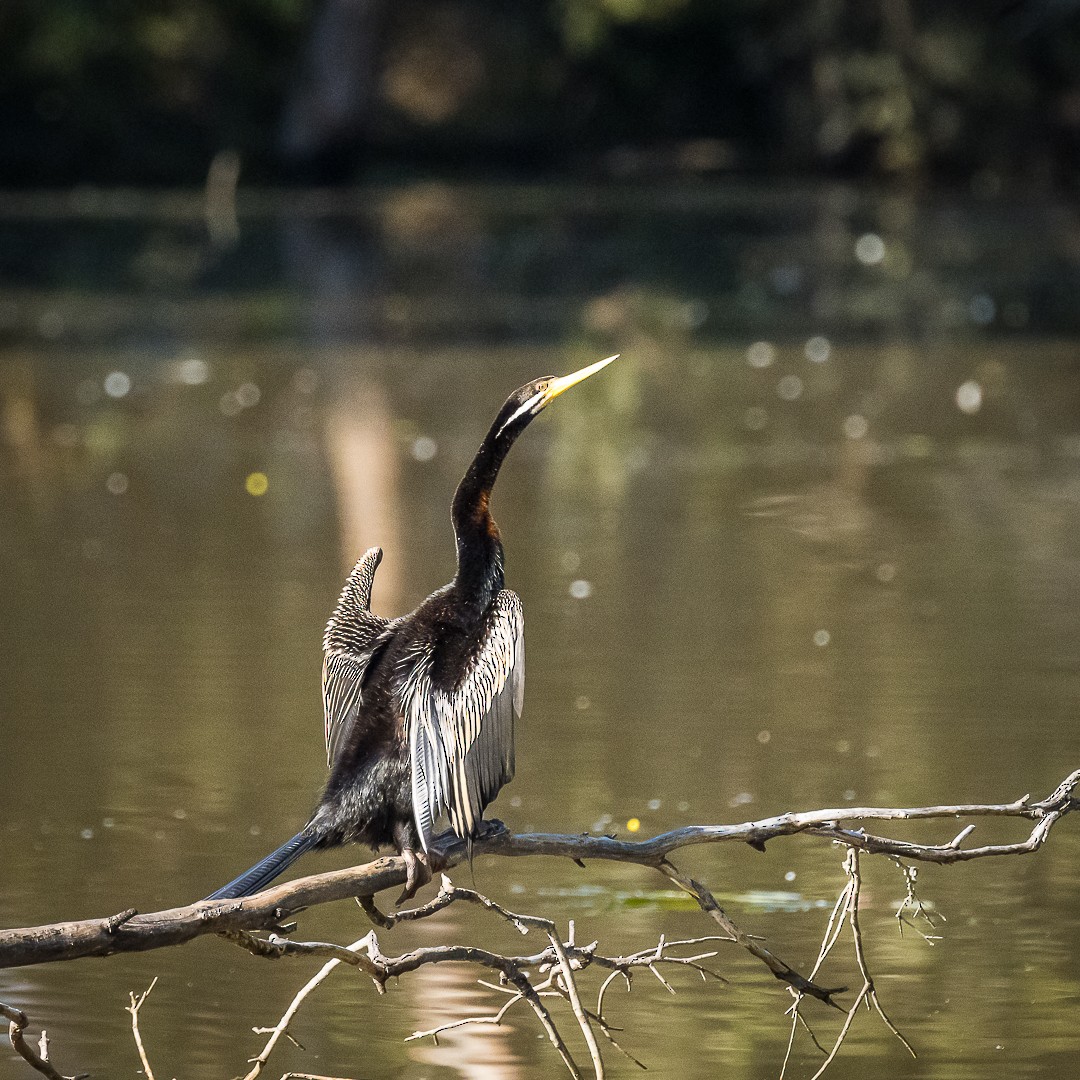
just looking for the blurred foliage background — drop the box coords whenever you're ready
[4,0,1080,187]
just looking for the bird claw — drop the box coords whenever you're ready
[396,848,431,905]
[476,817,507,839]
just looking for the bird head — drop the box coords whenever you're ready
[494,354,618,441]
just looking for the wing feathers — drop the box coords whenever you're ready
[405,590,524,851]
[322,548,389,767]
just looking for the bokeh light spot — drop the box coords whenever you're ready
[411,436,438,462]
[746,341,776,368]
[236,382,261,408]
[843,414,869,439]
[777,374,804,401]
[855,233,886,265]
[805,336,831,363]
[245,472,269,496]
[177,356,210,386]
[956,380,983,415]
[104,371,131,398]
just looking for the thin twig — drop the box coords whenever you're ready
[1,1002,88,1080]
[243,936,375,1080]
[509,972,582,1079]
[660,859,845,1007]
[405,992,526,1043]
[126,976,159,1080]
[548,927,605,1079]
[804,849,916,1080]
[278,1074,360,1079]
[845,851,916,1061]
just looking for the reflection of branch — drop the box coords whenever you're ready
[0,1002,87,1080]
[781,845,924,1079]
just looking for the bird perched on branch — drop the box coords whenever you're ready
[205,354,617,902]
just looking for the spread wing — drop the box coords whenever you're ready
[403,590,524,852]
[322,548,391,768]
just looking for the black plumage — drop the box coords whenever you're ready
[205,355,616,902]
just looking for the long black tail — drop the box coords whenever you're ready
[204,830,318,900]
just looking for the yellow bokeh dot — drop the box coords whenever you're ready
[245,472,269,496]
[626,817,641,833]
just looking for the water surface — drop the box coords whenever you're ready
[1,183,1078,1079]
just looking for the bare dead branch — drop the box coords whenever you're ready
[377,885,728,1078]
[842,849,916,1060]
[404,992,527,1043]
[0,769,1073,980]
[659,858,846,1007]
[226,930,383,982]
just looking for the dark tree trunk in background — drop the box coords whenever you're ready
[280,0,390,180]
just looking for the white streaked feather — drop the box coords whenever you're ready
[403,591,524,851]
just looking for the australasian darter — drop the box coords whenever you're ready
[205,355,617,901]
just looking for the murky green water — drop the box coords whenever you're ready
[1,184,1079,1079]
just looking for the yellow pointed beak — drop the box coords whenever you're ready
[543,354,618,405]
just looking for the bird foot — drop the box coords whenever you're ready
[476,817,507,840]
[396,848,432,905]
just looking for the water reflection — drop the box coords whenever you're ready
[407,939,525,1079]
[1,189,1080,1078]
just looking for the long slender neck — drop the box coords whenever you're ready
[451,421,515,611]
